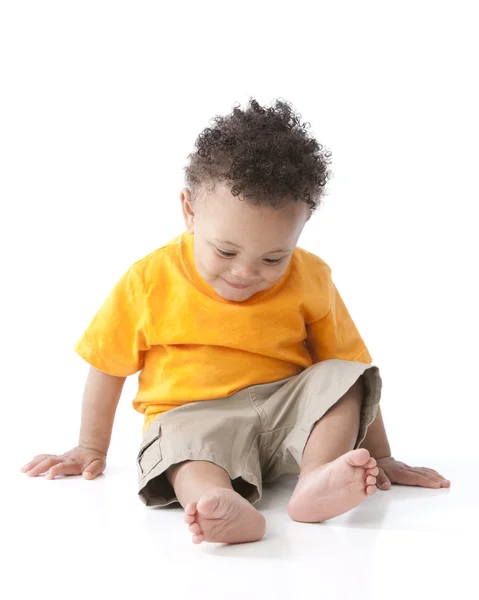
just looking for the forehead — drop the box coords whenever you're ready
[197,185,309,245]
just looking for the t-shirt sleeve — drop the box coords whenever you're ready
[73,266,150,377]
[305,275,372,364]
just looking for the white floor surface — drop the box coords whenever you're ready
[6,455,477,600]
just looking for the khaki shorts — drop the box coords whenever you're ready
[137,359,382,507]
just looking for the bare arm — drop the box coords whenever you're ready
[359,406,391,459]
[79,366,127,454]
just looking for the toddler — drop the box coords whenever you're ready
[21,98,450,545]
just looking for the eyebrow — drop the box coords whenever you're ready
[214,239,292,254]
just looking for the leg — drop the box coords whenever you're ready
[287,376,379,523]
[300,376,365,473]
[167,460,266,545]
[167,459,233,506]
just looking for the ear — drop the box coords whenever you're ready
[180,188,195,233]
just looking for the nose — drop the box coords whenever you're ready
[230,263,259,280]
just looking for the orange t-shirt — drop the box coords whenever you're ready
[74,231,372,432]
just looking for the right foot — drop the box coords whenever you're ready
[184,488,266,544]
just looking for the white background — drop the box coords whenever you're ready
[1,2,478,599]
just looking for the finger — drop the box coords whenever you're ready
[397,470,442,488]
[25,457,64,477]
[410,468,447,483]
[414,469,451,487]
[46,461,82,480]
[21,455,54,472]
[376,467,391,490]
[415,467,450,481]
[413,468,446,482]
[82,459,106,480]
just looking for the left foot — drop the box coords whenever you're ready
[184,488,266,544]
[287,448,379,523]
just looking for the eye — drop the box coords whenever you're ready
[215,247,284,265]
[216,248,236,258]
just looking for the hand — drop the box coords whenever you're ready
[376,456,450,490]
[20,445,107,480]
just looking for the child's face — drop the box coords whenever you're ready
[181,183,311,301]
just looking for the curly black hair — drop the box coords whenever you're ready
[183,97,333,213]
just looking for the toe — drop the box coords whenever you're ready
[366,484,377,496]
[192,533,204,544]
[366,475,376,486]
[367,466,379,477]
[197,493,221,518]
[365,457,377,469]
[185,502,197,516]
[346,448,372,467]
[184,513,196,524]
[189,523,201,535]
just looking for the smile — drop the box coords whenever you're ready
[223,279,252,289]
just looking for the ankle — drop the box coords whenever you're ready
[168,460,234,507]
[299,462,327,478]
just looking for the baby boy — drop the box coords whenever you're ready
[21,98,450,544]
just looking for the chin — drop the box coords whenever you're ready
[216,280,257,300]
[219,288,254,301]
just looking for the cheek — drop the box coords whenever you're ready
[210,256,227,274]
[266,271,282,283]
[264,264,288,282]
[199,254,225,278]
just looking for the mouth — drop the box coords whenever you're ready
[223,278,252,289]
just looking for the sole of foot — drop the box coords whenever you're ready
[287,448,379,523]
[184,487,266,544]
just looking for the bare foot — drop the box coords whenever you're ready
[287,448,379,523]
[184,488,266,544]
